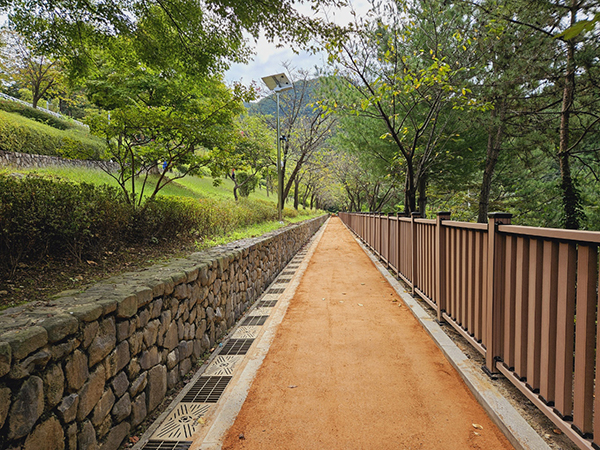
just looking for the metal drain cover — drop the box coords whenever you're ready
[142,440,193,449]
[152,403,211,440]
[259,300,278,307]
[268,287,285,294]
[241,315,268,326]
[219,339,254,356]
[182,376,232,403]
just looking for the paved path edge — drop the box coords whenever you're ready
[345,225,551,450]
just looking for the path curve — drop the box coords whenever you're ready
[221,217,514,450]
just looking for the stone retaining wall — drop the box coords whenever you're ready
[0,150,119,172]
[0,215,327,450]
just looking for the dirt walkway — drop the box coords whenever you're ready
[221,217,514,450]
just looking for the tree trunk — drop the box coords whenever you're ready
[477,104,505,223]
[293,177,299,210]
[558,8,581,230]
[417,175,427,216]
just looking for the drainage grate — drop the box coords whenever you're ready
[250,307,272,316]
[182,376,232,403]
[276,277,292,283]
[242,315,268,326]
[153,403,211,440]
[282,270,295,275]
[232,326,260,339]
[267,287,285,294]
[219,339,254,356]
[204,355,243,376]
[259,300,278,307]
[142,441,192,450]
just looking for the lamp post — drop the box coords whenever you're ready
[261,73,293,222]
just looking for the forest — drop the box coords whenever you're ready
[1,0,599,230]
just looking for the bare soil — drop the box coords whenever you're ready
[221,217,514,450]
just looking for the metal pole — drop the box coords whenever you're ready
[276,91,283,222]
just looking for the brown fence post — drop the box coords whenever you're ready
[436,212,451,323]
[411,212,420,295]
[484,212,512,377]
[387,213,392,268]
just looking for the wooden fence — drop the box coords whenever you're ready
[339,211,600,450]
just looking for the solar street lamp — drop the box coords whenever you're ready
[261,73,293,222]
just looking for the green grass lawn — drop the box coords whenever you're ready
[7,165,280,204]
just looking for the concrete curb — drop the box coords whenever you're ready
[348,229,551,450]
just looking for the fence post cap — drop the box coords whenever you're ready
[436,211,451,217]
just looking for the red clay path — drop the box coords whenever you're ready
[222,217,514,450]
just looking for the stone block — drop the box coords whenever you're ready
[116,320,131,341]
[166,367,179,390]
[39,314,78,343]
[143,319,159,347]
[117,294,137,318]
[77,365,106,421]
[146,365,166,412]
[179,358,192,377]
[139,309,150,328]
[104,341,130,379]
[9,349,51,379]
[69,303,103,322]
[0,385,10,429]
[131,393,147,427]
[111,392,131,423]
[111,371,129,398]
[78,420,98,450]
[126,358,141,380]
[167,349,179,370]
[150,298,163,319]
[83,321,99,349]
[65,349,88,392]
[128,331,144,356]
[8,376,44,439]
[163,323,178,351]
[44,363,64,408]
[139,346,159,370]
[66,422,77,450]
[92,388,115,426]
[129,372,147,397]
[0,341,11,377]
[57,394,79,423]
[99,420,129,450]
[23,415,64,450]
[1,326,47,360]
[89,317,116,367]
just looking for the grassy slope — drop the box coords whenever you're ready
[9,165,278,204]
[0,109,105,150]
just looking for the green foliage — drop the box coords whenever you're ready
[0,109,105,158]
[0,99,76,130]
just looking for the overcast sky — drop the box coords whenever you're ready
[224,0,370,90]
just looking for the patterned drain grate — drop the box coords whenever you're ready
[282,270,295,275]
[259,300,278,307]
[276,277,292,283]
[204,355,243,376]
[182,376,232,403]
[142,440,193,449]
[267,287,285,294]
[232,326,260,339]
[153,403,211,440]
[242,315,268,326]
[219,339,254,356]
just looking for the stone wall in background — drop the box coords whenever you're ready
[0,150,119,172]
[0,215,327,450]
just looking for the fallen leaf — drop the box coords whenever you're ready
[358,303,364,306]
[129,436,139,443]
[553,428,563,435]
[86,260,98,266]
[392,299,398,302]
[288,385,298,388]
[361,283,365,285]
[197,417,206,425]
[472,424,484,430]
[342,292,347,295]
[239,433,245,440]
[322,298,325,301]
[473,432,480,436]
[339,301,344,303]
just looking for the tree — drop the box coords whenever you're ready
[209,114,275,201]
[0,29,63,108]
[320,0,488,214]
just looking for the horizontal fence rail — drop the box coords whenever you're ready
[339,211,600,450]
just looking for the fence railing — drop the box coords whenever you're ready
[339,211,600,450]
[0,92,89,129]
